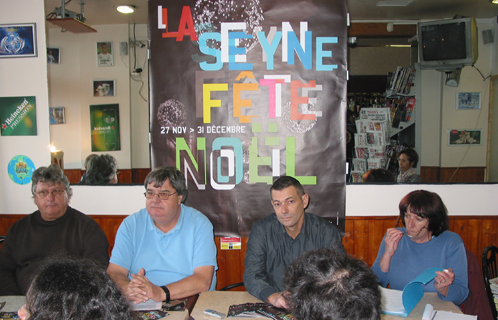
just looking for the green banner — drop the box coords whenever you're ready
[90,103,121,151]
[0,96,37,136]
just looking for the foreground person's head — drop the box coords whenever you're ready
[19,258,137,320]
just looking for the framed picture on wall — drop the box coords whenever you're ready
[47,47,60,64]
[448,129,482,146]
[456,92,481,110]
[49,107,65,124]
[0,23,37,58]
[96,41,113,67]
[93,80,115,97]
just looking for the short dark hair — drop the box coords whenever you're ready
[284,248,381,320]
[83,154,117,184]
[397,148,419,168]
[363,169,395,183]
[25,258,137,320]
[270,176,305,197]
[399,190,449,237]
[83,154,98,169]
[144,166,188,203]
[31,164,72,199]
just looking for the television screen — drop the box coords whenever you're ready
[418,17,478,70]
[421,22,466,61]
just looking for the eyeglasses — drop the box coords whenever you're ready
[36,189,65,198]
[144,190,177,200]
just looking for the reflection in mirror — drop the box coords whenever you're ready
[45,0,150,185]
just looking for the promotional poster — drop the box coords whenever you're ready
[149,0,348,236]
[90,103,121,151]
[0,96,37,136]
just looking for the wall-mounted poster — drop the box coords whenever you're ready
[0,23,37,58]
[448,129,482,146]
[97,41,113,67]
[0,96,37,136]
[93,80,115,97]
[90,103,120,151]
[47,47,60,64]
[50,107,65,124]
[149,0,348,236]
[456,92,480,110]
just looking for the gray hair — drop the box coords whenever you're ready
[31,164,73,199]
[144,166,187,203]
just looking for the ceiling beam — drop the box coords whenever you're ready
[349,23,417,37]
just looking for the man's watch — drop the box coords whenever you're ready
[160,285,170,302]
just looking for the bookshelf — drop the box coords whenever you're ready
[348,64,421,182]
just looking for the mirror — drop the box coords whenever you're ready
[45,2,495,184]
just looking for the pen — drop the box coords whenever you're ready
[430,311,437,320]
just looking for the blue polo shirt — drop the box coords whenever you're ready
[110,204,218,290]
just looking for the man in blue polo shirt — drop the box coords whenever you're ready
[107,167,217,304]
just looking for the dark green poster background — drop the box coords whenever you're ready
[0,96,37,136]
[90,104,121,151]
[149,0,347,236]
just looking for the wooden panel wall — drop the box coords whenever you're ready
[1,214,496,290]
[420,167,485,183]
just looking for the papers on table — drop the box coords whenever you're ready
[380,267,443,317]
[130,299,162,311]
[422,304,477,320]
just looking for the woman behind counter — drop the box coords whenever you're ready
[397,148,422,183]
[371,190,469,306]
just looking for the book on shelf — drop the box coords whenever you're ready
[387,66,416,95]
[404,97,416,122]
[350,170,364,183]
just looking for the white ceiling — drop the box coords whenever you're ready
[44,0,498,30]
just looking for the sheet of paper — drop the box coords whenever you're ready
[421,304,434,320]
[380,286,406,315]
[130,299,162,311]
[433,311,477,320]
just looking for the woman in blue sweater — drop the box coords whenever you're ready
[371,190,469,305]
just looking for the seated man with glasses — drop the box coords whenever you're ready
[0,164,109,296]
[107,166,217,304]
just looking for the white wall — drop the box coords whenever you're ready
[0,0,51,213]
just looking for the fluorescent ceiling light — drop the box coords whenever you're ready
[117,5,135,14]
[377,0,414,6]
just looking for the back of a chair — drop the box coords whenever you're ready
[461,248,494,320]
[482,245,498,320]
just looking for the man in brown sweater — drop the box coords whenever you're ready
[0,164,109,295]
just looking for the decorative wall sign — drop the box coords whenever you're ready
[149,0,348,235]
[90,103,121,151]
[0,23,37,58]
[0,96,37,136]
[448,129,482,146]
[50,107,65,124]
[47,47,60,64]
[456,92,480,110]
[8,155,36,185]
[97,41,113,67]
[93,80,115,97]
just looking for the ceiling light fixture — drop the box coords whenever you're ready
[491,0,498,4]
[116,5,135,14]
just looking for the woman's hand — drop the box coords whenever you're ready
[380,228,404,272]
[434,268,454,297]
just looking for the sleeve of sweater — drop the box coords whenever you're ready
[371,233,389,287]
[436,235,469,305]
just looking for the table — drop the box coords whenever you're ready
[190,291,463,320]
[0,295,189,320]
